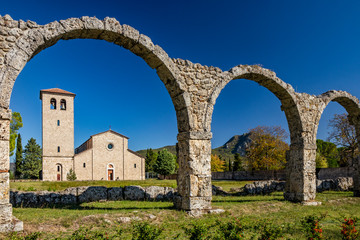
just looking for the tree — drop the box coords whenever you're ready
[327,113,358,167]
[316,152,328,168]
[15,133,23,178]
[153,149,176,176]
[10,112,23,156]
[316,139,339,168]
[246,126,289,171]
[145,148,158,172]
[22,138,42,179]
[233,153,244,171]
[211,154,226,172]
[67,168,77,181]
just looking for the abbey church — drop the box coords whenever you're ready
[40,88,145,181]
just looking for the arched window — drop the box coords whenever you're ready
[108,164,114,169]
[60,99,66,110]
[83,163,86,168]
[50,98,56,110]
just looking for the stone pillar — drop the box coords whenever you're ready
[350,115,360,197]
[284,144,317,203]
[0,109,22,232]
[175,131,212,216]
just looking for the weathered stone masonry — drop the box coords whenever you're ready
[0,14,360,231]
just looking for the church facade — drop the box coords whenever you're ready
[40,88,145,181]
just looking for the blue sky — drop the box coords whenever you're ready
[3,0,360,155]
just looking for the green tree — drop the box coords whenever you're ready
[153,149,176,176]
[316,152,328,168]
[316,139,339,168]
[22,138,42,179]
[10,112,23,156]
[246,126,289,171]
[233,153,244,171]
[145,148,158,172]
[15,133,23,178]
[67,168,77,181]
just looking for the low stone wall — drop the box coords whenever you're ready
[10,178,354,207]
[212,177,354,196]
[212,167,355,181]
[212,170,286,181]
[10,185,175,207]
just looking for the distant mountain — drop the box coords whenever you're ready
[212,133,251,159]
[137,133,251,160]
[136,145,177,158]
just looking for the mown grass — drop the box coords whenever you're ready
[6,180,360,239]
[10,179,250,192]
[10,179,177,192]
[4,191,360,239]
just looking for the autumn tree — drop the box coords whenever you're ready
[246,126,289,171]
[211,154,226,172]
[10,112,23,157]
[327,113,358,167]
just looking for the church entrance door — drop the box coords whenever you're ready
[108,169,114,181]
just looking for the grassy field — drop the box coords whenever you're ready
[4,180,360,239]
[10,179,251,192]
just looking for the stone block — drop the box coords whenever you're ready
[0,141,9,171]
[145,186,165,201]
[0,172,9,204]
[181,196,211,211]
[0,204,12,225]
[124,186,145,201]
[107,187,123,201]
[78,186,107,203]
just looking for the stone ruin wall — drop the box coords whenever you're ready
[0,14,359,231]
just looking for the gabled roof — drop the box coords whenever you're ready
[91,130,129,139]
[40,88,76,99]
[128,149,145,159]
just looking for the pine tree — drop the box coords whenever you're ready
[15,133,23,178]
[153,149,176,176]
[22,138,42,179]
[67,168,77,181]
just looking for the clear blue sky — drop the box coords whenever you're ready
[3,0,360,155]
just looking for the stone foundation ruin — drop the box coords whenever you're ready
[0,15,360,231]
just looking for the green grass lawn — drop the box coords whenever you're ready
[4,180,360,239]
[10,179,250,192]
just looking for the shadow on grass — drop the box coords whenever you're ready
[15,202,175,211]
[212,196,285,203]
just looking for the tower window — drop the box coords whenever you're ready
[57,146,60,152]
[50,98,56,110]
[83,163,86,168]
[134,164,136,168]
[57,120,60,126]
[57,166,60,172]
[60,99,66,110]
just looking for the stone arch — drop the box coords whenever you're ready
[206,65,302,144]
[316,90,360,196]
[0,16,191,131]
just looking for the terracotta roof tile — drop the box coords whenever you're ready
[40,88,76,99]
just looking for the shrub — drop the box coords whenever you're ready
[258,221,284,240]
[132,222,163,240]
[184,222,209,240]
[69,227,111,240]
[216,220,244,239]
[341,217,359,240]
[67,168,77,181]
[301,215,326,240]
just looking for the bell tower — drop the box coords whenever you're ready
[40,88,75,181]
